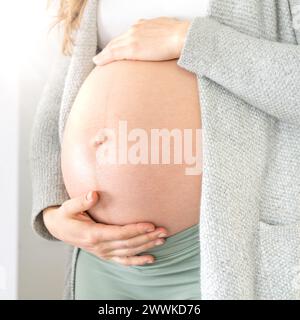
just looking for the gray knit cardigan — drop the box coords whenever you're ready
[30,0,300,300]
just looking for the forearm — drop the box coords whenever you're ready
[178,17,300,125]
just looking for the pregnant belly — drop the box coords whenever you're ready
[61,59,202,236]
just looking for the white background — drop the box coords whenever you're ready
[0,0,67,299]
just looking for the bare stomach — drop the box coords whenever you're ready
[61,59,202,236]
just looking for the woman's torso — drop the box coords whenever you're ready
[61,59,202,236]
[61,1,207,236]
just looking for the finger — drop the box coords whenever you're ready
[93,43,135,65]
[105,34,128,48]
[92,34,127,63]
[105,228,168,252]
[60,191,99,216]
[109,238,165,257]
[93,47,122,65]
[90,222,166,242]
[109,254,155,266]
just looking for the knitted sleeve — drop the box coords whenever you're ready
[30,54,71,241]
[178,17,300,126]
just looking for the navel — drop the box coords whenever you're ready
[92,129,107,147]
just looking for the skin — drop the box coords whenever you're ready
[43,191,168,266]
[93,17,190,65]
[44,17,190,266]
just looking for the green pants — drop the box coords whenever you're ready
[74,223,201,300]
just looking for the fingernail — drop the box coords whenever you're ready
[146,227,155,232]
[93,56,101,64]
[155,240,164,246]
[158,233,167,238]
[86,191,93,201]
[146,260,153,264]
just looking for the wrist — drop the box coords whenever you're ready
[43,205,59,224]
[43,205,59,215]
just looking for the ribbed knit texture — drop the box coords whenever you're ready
[30,54,71,241]
[30,0,300,300]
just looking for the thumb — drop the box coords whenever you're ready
[61,191,99,215]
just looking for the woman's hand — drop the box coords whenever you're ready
[93,17,190,65]
[43,191,168,266]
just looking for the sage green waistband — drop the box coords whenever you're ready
[134,223,200,265]
[77,223,200,274]
[74,223,201,299]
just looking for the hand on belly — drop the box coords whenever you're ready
[61,59,202,236]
